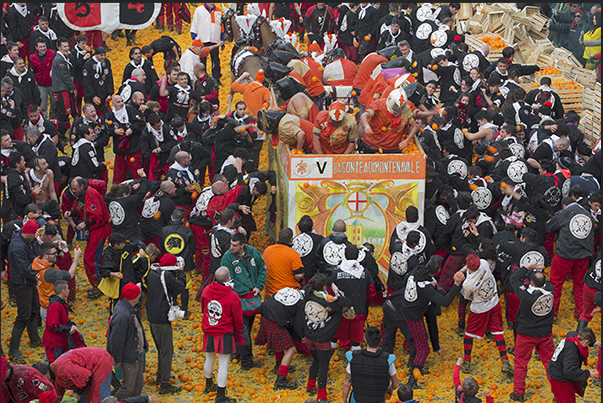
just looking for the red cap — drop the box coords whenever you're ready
[466,253,481,271]
[121,282,141,300]
[454,35,461,42]
[160,254,178,267]
[22,220,39,234]
[544,101,553,107]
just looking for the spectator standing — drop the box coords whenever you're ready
[1,42,20,75]
[201,266,244,402]
[4,3,35,63]
[221,232,267,370]
[6,152,36,218]
[158,2,183,35]
[7,57,41,108]
[7,220,42,363]
[105,94,146,185]
[42,279,86,363]
[29,38,55,119]
[159,208,197,319]
[230,71,270,117]
[190,3,224,80]
[145,254,186,394]
[106,282,148,400]
[263,228,304,298]
[28,15,57,52]
[303,3,336,49]
[82,46,114,119]
[69,34,92,116]
[123,46,159,96]
[51,37,76,136]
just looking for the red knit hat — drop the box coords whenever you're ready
[121,282,141,300]
[466,253,481,271]
[160,254,177,267]
[22,220,39,234]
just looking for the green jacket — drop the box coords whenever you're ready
[221,245,266,297]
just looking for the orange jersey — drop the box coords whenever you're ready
[230,81,271,116]
[313,110,358,154]
[288,59,325,98]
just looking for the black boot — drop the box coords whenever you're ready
[274,374,298,390]
[8,327,25,363]
[406,368,422,390]
[576,319,588,332]
[455,319,465,336]
[204,376,217,393]
[27,320,42,346]
[215,386,236,403]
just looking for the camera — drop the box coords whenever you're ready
[168,306,186,322]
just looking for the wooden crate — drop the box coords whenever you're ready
[535,70,563,82]
[465,34,510,62]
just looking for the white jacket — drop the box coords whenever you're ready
[190,4,223,43]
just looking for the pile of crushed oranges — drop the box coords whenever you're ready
[1,5,600,403]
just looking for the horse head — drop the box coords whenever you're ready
[221,8,237,42]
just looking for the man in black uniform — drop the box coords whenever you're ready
[70,124,104,180]
[123,46,159,96]
[139,180,177,248]
[6,152,35,218]
[71,104,111,163]
[81,47,114,119]
[315,219,355,276]
[292,215,324,282]
[108,171,149,249]
[390,206,435,266]
[209,208,237,277]
[145,36,181,71]
[160,208,197,319]
[69,34,91,115]
[164,150,197,219]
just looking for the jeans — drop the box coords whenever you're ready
[80,371,112,403]
[150,323,174,383]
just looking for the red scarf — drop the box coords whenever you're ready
[542,173,559,187]
[388,111,402,129]
[567,336,589,362]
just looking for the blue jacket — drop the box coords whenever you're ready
[7,230,38,285]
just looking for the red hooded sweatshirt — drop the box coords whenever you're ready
[201,281,244,336]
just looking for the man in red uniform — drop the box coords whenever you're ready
[359,88,418,153]
[277,113,315,152]
[65,177,111,299]
[322,49,358,86]
[1,357,56,403]
[313,102,358,154]
[206,158,246,227]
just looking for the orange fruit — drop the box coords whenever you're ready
[153,211,161,219]
[351,91,357,96]
[432,65,438,71]
[107,120,113,125]
[431,123,438,130]
[177,343,184,349]
[413,367,422,380]
[105,159,111,165]
[129,157,135,162]
[312,77,318,82]
[91,333,97,339]
[364,35,371,41]
[185,356,192,362]
[430,39,436,44]
[381,126,387,132]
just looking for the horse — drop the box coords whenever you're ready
[222,9,302,113]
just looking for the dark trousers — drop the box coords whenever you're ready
[149,323,174,384]
[199,43,221,80]
[114,352,144,400]
[382,300,414,362]
[309,349,332,389]
[236,314,255,365]
[10,283,42,352]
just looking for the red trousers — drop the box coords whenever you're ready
[83,230,107,289]
[551,255,589,318]
[175,204,192,223]
[580,284,599,322]
[333,313,367,349]
[548,375,579,403]
[513,333,555,396]
[85,30,104,49]
[158,3,182,30]
[113,152,142,185]
[545,233,556,258]
[504,288,521,324]
[190,223,210,276]
[56,251,76,301]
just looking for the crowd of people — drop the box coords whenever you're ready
[1,2,602,403]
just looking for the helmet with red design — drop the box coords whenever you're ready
[328,102,347,122]
[386,88,407,115]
